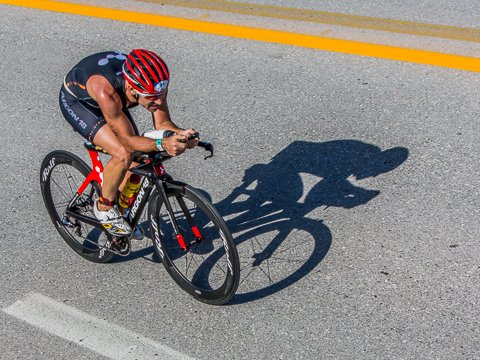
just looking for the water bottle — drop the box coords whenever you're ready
[118,174,142,213]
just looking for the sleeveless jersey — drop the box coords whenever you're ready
[64,51,129,109]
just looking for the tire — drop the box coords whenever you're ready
[148,182,240,305]
[40,150,114,263]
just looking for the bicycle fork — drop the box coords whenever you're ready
[155,180,203,251]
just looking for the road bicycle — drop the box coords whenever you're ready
[39,139,240,305]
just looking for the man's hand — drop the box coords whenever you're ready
[178,128,200,149]
[161,134,190,156]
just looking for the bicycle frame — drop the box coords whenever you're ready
[65,142,205,251]
[65,146,156,230]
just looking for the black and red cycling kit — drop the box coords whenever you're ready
[59,51,139,142]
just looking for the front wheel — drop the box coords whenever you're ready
[148,182,240,305]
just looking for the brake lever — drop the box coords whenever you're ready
[177,133,213,160]
[177,132,199,143]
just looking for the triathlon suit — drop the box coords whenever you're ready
[59,51,139,142]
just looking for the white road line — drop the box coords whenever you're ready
[2,293,196,360]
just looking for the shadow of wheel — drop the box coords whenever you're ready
[190,217,332,304]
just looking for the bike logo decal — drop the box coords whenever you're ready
[42,158,56,183]
[150,213,165,260]
[129,178,149,219]
[97,52,127,66]
[154,80,168,93]
[219,229,233,274]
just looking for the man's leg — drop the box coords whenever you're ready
[90,125,134,236]
[59,88,133,236]
[92,125,133,210]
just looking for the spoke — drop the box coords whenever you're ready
[184,251,197,276]
[158,191,237,294]
[265,257,272,282]
[257,263,273,283]
[53,200,71,208]
[194,242,228,276]
[50,177,74,203]
[45,162,111,257]
[188,252,205,272]
[209,242,229,276]
[250,234,262,254]
[274,239,309,256]
[248,236,274,282]
[173,232,229,279]
[239,265,260,285]
[212,258,227,276]
[62,164,80,195]
[189,251,227,285]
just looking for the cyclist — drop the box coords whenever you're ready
[59,49,198,236]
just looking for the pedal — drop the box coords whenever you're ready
[108,236,131,256]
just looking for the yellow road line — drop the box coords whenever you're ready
[2,0,480,72]
[139,0,480,43]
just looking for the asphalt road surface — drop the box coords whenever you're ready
[1,1,479,359]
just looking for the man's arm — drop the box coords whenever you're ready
[87,76,187,154]
[88,76,156,152]
[151,94,181,132]
[153,94,199,149]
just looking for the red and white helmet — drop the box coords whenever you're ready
[122,49,170,95]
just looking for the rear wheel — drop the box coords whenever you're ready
[148,182,240,305]
[40,151,113,263]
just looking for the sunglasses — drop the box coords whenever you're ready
[136,90,166,101]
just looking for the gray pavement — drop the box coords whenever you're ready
[0,1,479,359]
[232,0,480,27]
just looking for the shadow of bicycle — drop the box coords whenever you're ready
[110,139,408,304]
[212,140,408,304]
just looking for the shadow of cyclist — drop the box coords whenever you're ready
[213,140,408,304]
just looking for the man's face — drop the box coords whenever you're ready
[137,91,167,112]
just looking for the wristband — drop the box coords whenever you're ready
[155,138,163,151]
